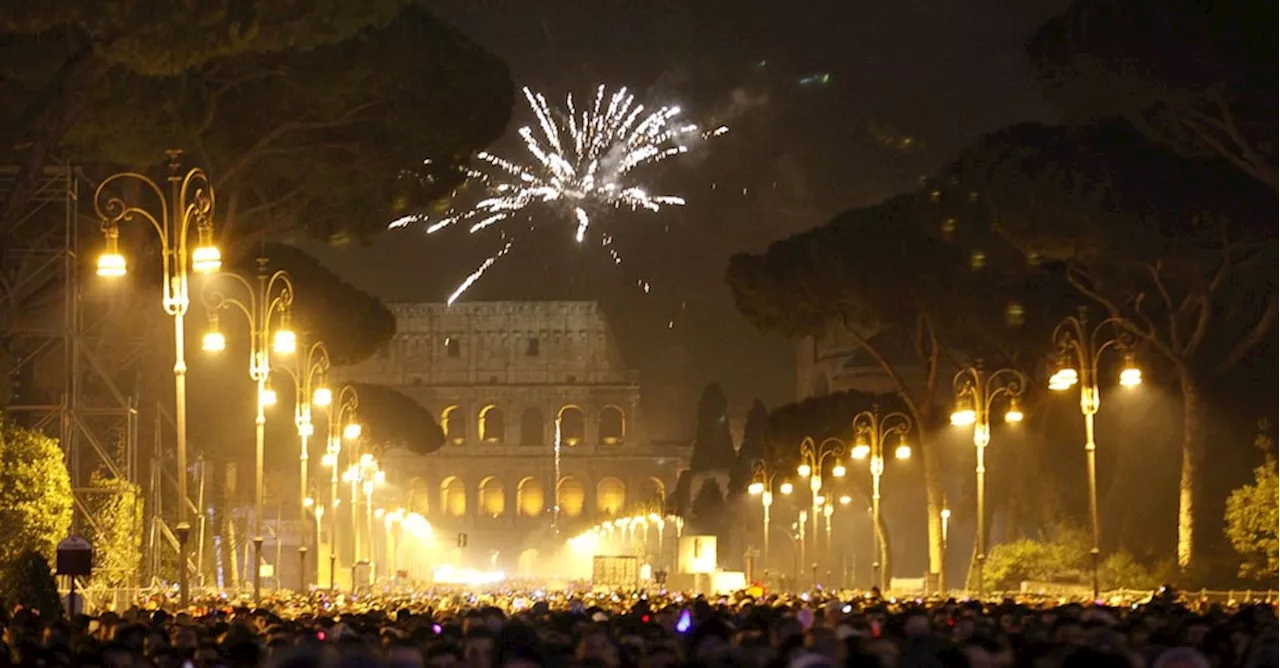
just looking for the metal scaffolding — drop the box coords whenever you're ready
[0,162,196,588]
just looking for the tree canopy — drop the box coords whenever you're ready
[939,119,1277,567]
[690,383,736,473]
[0,418,72,566]
[728,399,771,495]
[0,0,513,251]
[1224,428,1279,580]
[349,382,445,455]
[252,243,396,365]
[1027,0,1277,190]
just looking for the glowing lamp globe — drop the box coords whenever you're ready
[191,244,222,273]
[1004,397,1024,424]
[202,330,226,353]
[272,328,297,355]
[1119,356,1142,387]
[97,251,127,277]
[1049,366,1079,391]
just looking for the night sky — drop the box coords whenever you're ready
[308,0,1069,438]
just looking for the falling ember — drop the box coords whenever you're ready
[391,84,726,303]
[446,241,513,306]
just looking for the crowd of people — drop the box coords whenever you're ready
[4,586,1276,667]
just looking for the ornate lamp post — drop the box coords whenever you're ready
[342,451,384,584]
[94,151,222,606]
[275,339,331,590]
[850,407,913,591]
[322,386,360,590]
[950,364,1025,599]
[747,461,793,571]
[796,437,846,568]
[1050,309,1142,599]
[201,259,295,605]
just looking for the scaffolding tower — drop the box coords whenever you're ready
[0,162,199,589]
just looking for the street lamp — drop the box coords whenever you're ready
[747,461,793,571]
[851,407,913,591]
[940,505,951,591]
[275,338,331,590]
[1050,309,1141,600]
[343,450,383,584]
[323,386,359,590]
[94,151,221,607]
[950,363,1025,599]
[201,259,295,605]
[384,508,405,583]
[797,437,846,570]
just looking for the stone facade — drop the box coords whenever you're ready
[796,321,928,400]
[337,301,689,564]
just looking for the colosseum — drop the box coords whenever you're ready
[336,301,689,572]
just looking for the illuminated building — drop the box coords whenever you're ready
[338,301,688,570]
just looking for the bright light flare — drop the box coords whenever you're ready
[1004,397,1024,424]
[273,328,297,355]
[191,244,222,274]
[1049,366,1079,391]
[950,408,977,427]
[202,330,226,353]
[1119,356,1142,387]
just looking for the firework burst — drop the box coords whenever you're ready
[391,85,726,304]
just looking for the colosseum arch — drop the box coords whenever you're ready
[478,476,505,518]
[639,477,667,509]
[478,404,505,443]
[596,477,626,515]
[440,476,466,517]
[598,405,626,444]
[406,477,431,516]
[517,477,545,517]
[556,406,585,446]
[556,476,585,518]
[441,405,467,445]
[519,407,545,446]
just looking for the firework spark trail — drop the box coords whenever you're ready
[391,84,727,303]
[446,240,513,306]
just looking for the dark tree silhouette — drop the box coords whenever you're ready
[728,400,772,496]
[3,551,61,618]
[726,188,1060,583]
[690,383,736,473]
[1028,0,1276,190]
[940,119,1277,568]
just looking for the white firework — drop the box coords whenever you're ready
[390,84,727,304]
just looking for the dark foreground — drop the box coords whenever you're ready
[9,592,1278,667]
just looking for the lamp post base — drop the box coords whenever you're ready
[175,524,191,608]
[253,537,264,606]
[299,546,308,592]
